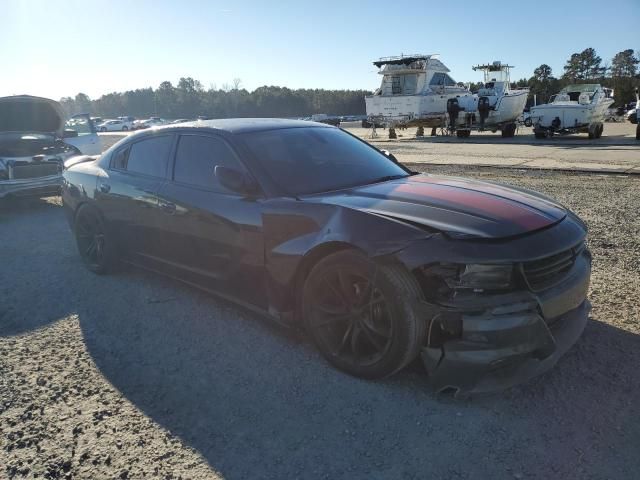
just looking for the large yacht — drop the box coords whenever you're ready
[365,54,470,128]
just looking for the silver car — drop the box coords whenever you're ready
[0,95,90,199]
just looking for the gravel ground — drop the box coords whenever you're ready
[1,166,639,479]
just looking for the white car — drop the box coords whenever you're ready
[96,119,131,132]
[133,117,168,129]
[64,114,102,155]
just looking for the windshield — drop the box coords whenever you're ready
[240,127,409,195]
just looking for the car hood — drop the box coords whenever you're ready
[0,95,65,135]
[305,174,567,239]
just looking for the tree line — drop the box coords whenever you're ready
[60,48,639,119]
[61,79,371,120]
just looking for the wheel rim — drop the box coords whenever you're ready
[307,265,393,367]
[76,213,105,268]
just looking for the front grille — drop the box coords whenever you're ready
[521,243,585,291]
[9,162,61,179]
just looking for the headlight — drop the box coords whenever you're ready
[458,264,513,290]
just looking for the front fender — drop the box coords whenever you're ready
[261,199,431,317]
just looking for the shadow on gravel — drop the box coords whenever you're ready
[0,197,72,337]
[74,267,640,479]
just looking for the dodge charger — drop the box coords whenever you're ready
[62,119,591,394]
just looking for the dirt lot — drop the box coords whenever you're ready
[1,164,638,479]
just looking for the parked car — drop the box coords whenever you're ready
[311,114,341,126]
[134,117,167,129]
[62,119,591,394]
[64,114,103,155]
[0,95,88,199]
[96,119,130,132]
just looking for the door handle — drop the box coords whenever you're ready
[99,183,111,193]
[159,200,176,213]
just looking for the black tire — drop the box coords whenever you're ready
[100,127,106,132]
[501,123,516,138]
[122,126,129,131]
[74,205,117,274]
[303,250,426,379]
[636,124,640,140]
[534,130,545,139]
[596,123,604,138]
[524,117,532,127]
[456,130,470,138]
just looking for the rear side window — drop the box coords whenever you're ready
[125,135,172,178]
[173,135,243,190]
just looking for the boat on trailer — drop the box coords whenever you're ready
[364,55,528,137]
[447,62,528,138]
[529,84,614,139]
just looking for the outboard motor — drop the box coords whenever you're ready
[477,96,491,129]
[447,98,461,130]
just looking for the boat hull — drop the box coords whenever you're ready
[365,90,528,130]
[365,91,473,128]
[530,99,614,130]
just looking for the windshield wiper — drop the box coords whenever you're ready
[369,174,409,184]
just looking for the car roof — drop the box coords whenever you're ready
[150,118,331,134]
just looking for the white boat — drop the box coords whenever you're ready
[364,56,528,137]
[365,54,471,129]
[529,84,614,139]
[448,62,529,138]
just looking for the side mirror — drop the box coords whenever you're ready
[215,165,259,195]
[381,149,399,164]
[63,129,78,138]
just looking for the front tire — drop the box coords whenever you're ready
[122,126,129,131]
[74,205,117,274]
[303,250,426,379]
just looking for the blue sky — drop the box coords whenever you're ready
[2,0,638,100]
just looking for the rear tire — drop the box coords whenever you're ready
[122,126,129,131]
[303,250,426,379]
[74,205,117,274]
[501,123,516,138]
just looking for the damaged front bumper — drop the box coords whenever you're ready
[420,251,591,395]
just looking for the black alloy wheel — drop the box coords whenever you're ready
[74,206,115,274]
[303,251,425,379]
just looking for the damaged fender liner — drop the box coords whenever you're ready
[419,252,591,395]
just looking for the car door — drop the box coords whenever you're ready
[155,133,266,308]
[63,114,102,155]
[95,134,174,263]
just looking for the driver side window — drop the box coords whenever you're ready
[173,134,244,192]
